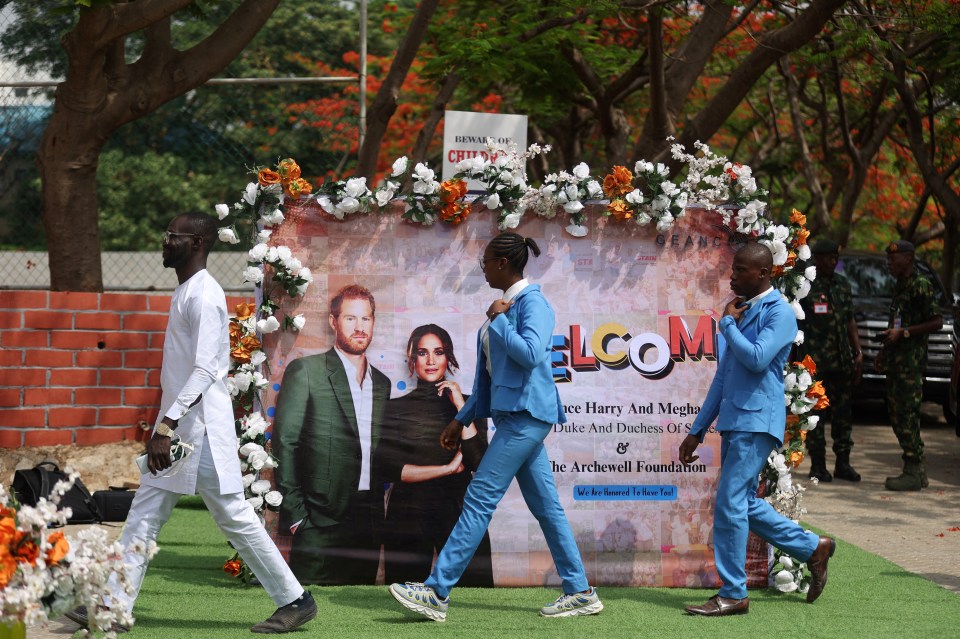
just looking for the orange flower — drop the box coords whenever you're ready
[13,531,39,565]
[771,265,785,277]
[799,355,817,375]
[229,323,243,350]
[284,177,313,198]
[439,179,467,204]
[800,430,808,442]
[789,208,807,226]
[806,380,830,410]
[793,227,810,247]
[786,414,800,426]
[602,165,634,198]
[46,531,69,565]
[725,162,743,180]
[789,450,804,467]
[785,250,797,268]
[258,168,282,186]
[607,199,633,221]
[234,303,256,322]
[0,547,16,588]
[277,158,301,180]
[241,334,262,353]
[439,202,471,225]
[223,559,243,577]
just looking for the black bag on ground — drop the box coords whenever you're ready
[93,487,136,522]
[11,461,102,525]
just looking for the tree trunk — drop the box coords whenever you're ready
[410,71,461,168]
[355,0,441,179]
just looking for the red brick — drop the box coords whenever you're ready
[0,408,46,427]
[100,369,147,387]
[149,333,166,349]
[0,291,47,309]
[24,349,74,367]
[104,333,150,350]
[75,388,122,405]
[75,313,122,330]
[0,389,20,407]
[48,291,99,310]
[148,296,171,312]
[76,350,123,367]
[124,351,164,369]
[0,429,23,448]
[100,294,148,312]
[23,388,72,406]
[50,331,105,350]
[0,312,21,329]
[2,332,49,348]
[48,407,98,427]
[98,407,148,426]
[122,314,168,332]
[49,369,98,386]
[23,310,74,330]
[147,370,161,387]
[75,427,140,446]
[3,369,47,386]
[0,350,22,366]
[24,429,72,446]
[124,388,162,406]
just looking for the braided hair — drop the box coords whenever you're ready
[487,232,541,276]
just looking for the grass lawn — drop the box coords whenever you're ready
[124,499,960,638]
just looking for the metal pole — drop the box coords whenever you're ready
[359,0,368,152]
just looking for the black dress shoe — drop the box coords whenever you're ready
[806,536,836,603]
[684,595,749,616]
[251,591,317,634]
[833,462,861,482]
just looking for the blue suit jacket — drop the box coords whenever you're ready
[689,291,798,446]
[455,284,566,426]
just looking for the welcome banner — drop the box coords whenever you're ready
[262,202,765,588]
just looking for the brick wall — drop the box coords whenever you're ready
[0,290,250,448]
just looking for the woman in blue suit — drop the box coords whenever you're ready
[389,232,602,622]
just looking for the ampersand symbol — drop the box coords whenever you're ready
[616,442,629,455]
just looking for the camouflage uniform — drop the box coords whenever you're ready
[881,271,939,462]
[798,273,856,457]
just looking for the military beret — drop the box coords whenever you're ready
[886,240,915,254]
[811,239,840,254]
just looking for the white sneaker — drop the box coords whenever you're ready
[389,582,448,622]
[539,587,604,617]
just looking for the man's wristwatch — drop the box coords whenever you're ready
[155,422,176,438]
[903,328,911,339]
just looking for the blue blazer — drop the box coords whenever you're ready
[689,291,798,446]
[455,284,566,426]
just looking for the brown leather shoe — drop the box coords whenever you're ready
[806,535,836,603]
[684,595,749,616]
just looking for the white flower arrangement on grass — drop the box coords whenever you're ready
[0,479,156,635]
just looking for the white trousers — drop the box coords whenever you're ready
[108,435,303,615]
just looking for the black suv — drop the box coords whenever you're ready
[835,251,958,420]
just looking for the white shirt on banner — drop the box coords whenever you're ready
[333,346,374,491]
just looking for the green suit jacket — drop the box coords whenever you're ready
[273,349,390,530]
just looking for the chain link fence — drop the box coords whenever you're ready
[0,6,360,291]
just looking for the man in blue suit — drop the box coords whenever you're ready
[679,243,835,616]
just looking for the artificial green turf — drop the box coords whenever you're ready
[122,501,960,638]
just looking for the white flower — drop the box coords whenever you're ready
[242,266,263,284]
[804,265,817,281]
[226,377,238,397]
[391,156,409,177]
[798,370,813,389]
[242,473,256,488]
[264,491,283,507]
[261,209,284,226]
[565,223,588,238]
[317,195,335,214]
[243,182,259,205]
[215,203,230,220]
[661,181,679,197]
[233,371,253,393]
[802,415,820,431]
[285,257,302,273]
[252,371,268,390]
[337,196,360,215]
[635,160,653,174]
[572,162,590,179]
[794,329,805,345]
[241,414,268,438]
[563,200,584,215]
[486,192,501,210]
[413,162,435,182]
[239,441,264,457]
[563,184,579,202]
[798,244,811,261]
[501,212,522,229]
[655,163,669,176]
[257,315,281,334]
[655,213,675,232]
[586,180,603,198]
[625,189,643,205]
[246,496,264,510]
[248,243,269,262]
[784,372,799,392]
[291,314,306,331]
[770,224,791,243]
[790,299,805,320]
[761,239,788,265]
[774,570,799,593]
[375,188,394,207]
[780,555,795,570]
[247,449,270,471]
[738,175,757,194]
[796,278,811,300]
[275,246,292,264]
[250,479,272,495]
[298,267,313,283]
[218,227,239,244]
[344,177,368,199]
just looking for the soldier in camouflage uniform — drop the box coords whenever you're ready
[798,239,864,482]
[877,240,943,491]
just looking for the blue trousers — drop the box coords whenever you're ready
[714,430,819,599]
[425,411,589,599]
